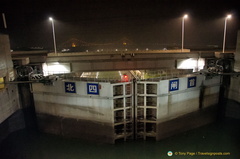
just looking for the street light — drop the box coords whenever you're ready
[49,17,57,54]
[182,14,188,52]
[222,14,232,53]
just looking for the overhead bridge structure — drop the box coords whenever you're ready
[12,49,233,73]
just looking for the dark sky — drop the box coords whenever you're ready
[1,0,240,50]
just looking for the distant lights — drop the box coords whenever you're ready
[183,14,188,19]
[223,14,232,53]
[72,43,76,47]
[96,49,103,52]
[226,14,232,19]
[48,17,57,54]
[182,14,188,52]
[121,74,129,82]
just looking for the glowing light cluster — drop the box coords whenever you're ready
[42,62,71,76]
[177,58,205,72]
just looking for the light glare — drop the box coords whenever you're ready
[227,14,232,19]
[177,58,205,72]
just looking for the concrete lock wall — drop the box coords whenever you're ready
[156,76,220,140]
[0,34,13,76]
[226,30,240,119]
[33,81,116,123]
[229,30,240,103]
[234,31,240,72]
[228,78,240,103]
[157,75,204,122]
[33,81,133,143]
[33,74,220,143]
[0,34,22,142]
[0,34,18,124]
[135,75,220,141]
[0,84,20,124]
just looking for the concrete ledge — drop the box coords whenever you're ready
[37,113,115,144]
[156,106,217,141]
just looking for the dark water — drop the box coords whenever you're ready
[0,118,240,159]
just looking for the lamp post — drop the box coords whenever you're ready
[182,14,188,52]
[222,14,232,53]
[49,17,57,54]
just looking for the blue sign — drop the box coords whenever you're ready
[188,77,197,88]
[87,83,99,95]
[65,82,76,93]
[169,79,179,91]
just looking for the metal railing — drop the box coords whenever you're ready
[47,69,194,83]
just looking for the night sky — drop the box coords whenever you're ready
[1,0,240,50]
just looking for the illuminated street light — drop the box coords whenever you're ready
[182,14,188,52]
[222,14,232,53]
[49,17,57,55]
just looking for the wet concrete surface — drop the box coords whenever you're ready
[37,113,114,143]
[0,118,239,159]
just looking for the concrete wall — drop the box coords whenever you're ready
[33,81,114,123]
[228,77,240,103]
[234,31,240,72]
[227,30,240,119]
[202,76,221,108]
[0,33,13,78]
[32,81,125,143]
[33,75,220,143]
[0,34,20,124]
[0,84,20,124]
[156,75,220,140]
[0,34,22,142]
[157,75,219,122]
[0,34,14,81]
[229,30,240,104]
[158,75,202,122]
